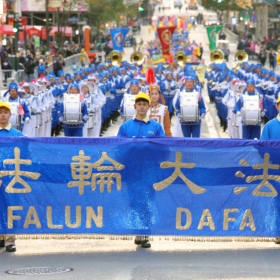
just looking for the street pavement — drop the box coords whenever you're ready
[0,4,276,279]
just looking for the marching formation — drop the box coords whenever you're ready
[205,54,280,140]
[2,50,280,141]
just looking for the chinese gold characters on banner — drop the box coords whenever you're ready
[235,153,280,196]
[68,151,125,195]
[0,147,41,193]
[153,151,206,194]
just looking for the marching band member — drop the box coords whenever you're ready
[232,81,246,139]
[235,79,265,139]
[120,79,141,121]
[81,82,98,137]
[175,76,206,138]
[148,84,172,136]
[59,83,88,137]
[162,71,177,120]
[222,75,237,138]
[261,96,280,139]
[21,82,40,137]
[2,83,30,132]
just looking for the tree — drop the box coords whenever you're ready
[86,0,129,38]
[201,0,244,13]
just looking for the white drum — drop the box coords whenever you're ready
[63,94,82,123]
[179,91,199,123]
[7,102,21,130]
[123,94,136,121]
[242,94,261,126]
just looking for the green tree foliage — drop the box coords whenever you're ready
[201,0,244,12]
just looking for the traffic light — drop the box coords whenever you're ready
[18,19,23,32]
[138,2,144,11]
[13,19,18,33]
[240,16,243,21]
[135,3,138,9]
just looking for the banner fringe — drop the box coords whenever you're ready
[0,235,279,242]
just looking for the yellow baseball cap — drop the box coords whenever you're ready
[135,92,150,103]
[0,102,10,111]
[277,96,280,105]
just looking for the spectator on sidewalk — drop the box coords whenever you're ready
[237,40,245,51]
[24,55,37,82]
[53,54,63,77]
[259,49,267,67]
[269,48,276,70]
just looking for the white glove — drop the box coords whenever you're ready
[237,111,242,116]
[201,113,205,119]
[89,108,96,113]
[25,117,30,123]
[261,111,265,117]
[176,113,181,118]
[59,116,63,122]
[83,115,89,121]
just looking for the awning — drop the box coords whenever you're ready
[49,26,72,37]
[26,27,41,36]
[0,25,42,36]
[0,25,15,35]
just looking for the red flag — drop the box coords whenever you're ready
[146,68,155,84]
[259,97,263,111]
[157,26,177,55]
[80,93,85,102]
[169,55,174,63]
[18,103,25,115]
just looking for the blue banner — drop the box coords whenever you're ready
[1,137,280,239]
[110,28,130,53]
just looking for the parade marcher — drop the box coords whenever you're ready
[3,83,31,132]
[0,101,23,252]
[59,84,88,137]
[118,92,165,138]
[175,76,206,138]
[148,84,172,136]
[161,71,177,120]
[120,79,141,121]
[235,79,265,139]
[261,96,280,139]
[21,82,40,137]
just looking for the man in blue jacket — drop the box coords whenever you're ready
[0,101,23,252]
[118,93,164,249]
[118,92,165,137]
[261,96,280,139]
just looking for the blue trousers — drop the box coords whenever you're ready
[242,125,261,140]
[181,123,201,138]
[161,94,175,113]
[64,127,83,137]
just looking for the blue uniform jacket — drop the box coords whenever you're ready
[261,117,280,140]
[0,126,24,136]
[118,118,165,137]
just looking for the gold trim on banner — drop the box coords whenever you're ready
[0,235,279,243]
